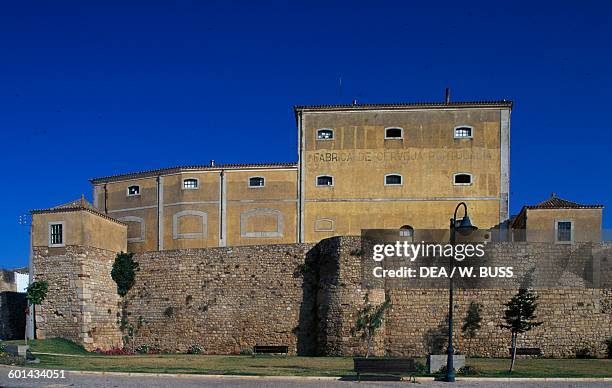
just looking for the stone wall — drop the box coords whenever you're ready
[0,270,17,292]
[317,237,612,358]
[124,243,316,354]
[33,246,122,350]
[32,237,611,357]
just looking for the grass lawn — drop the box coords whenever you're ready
[3,339,611,378]
[4,338,90,356]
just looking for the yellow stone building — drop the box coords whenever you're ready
[81,100,513,252]
[295,101,512,242]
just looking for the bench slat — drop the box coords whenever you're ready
[253,345,288,354]
[354,358,417,374]
[509,347,542,355]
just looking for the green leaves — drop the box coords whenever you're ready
[111,252,139,297]
[26,280,49,305]
[352,292,392,357]
[501,288,543,334]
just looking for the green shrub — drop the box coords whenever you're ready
[26,280,49,305]
[0,353,25,366]
[111,252,139,296]
[240,347,253,356]
[458,365,480,376]
[575,348,594,359]
[135,344,160,354]
[606,337,612,359]
[187,344,203,354]
[413,360,426,374]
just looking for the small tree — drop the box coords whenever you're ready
[351,292,392,358]
[461,301,482,355]
[111,252,139,349]
[111,252,138,297]
[25,280,49,345]
[500,288,543,372]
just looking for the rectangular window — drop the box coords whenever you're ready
[316,176,334,186]
[49,222,64,246]
[454,126,473,138]
[317,129,334,140]
[556,221,573,243]
[127,185,140,196]
[248,177,265,187]
[183,179,198,189]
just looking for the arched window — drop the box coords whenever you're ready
[316,175,334,186]
[454,126,473,139]
[399,225,414,241]
[127,185,140,196]
[385,174,403,186]
[385,127,403,139]
[316,128,334,140]
[182,178,199,189]
[117,216,145,242]
[453,173,473,186]
[248,176,265,188]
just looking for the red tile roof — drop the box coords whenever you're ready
[30,196,125,225]
[526,195,603,210]
[511,194,603,229]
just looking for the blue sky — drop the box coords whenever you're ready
[1,1,611,268]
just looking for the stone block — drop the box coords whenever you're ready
[427,354,465,373]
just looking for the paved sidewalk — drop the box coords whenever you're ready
[1,367,611,388]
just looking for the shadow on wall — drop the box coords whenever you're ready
[296,244,322,356]
[424,314,449,355]
[0,292,27,340]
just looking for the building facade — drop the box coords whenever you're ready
[512,194,603,243]
[296,101,511,242]
[84,100,513,252]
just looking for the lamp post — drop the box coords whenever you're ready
[446,202,477,382]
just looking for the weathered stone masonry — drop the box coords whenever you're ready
[34,238,611,357]
[125,244,316,354]
[316,237,612,358]
[33,246,122,349]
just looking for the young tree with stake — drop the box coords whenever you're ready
[351,292,392,358]
[25,280,49,345]
[500,288,543,372]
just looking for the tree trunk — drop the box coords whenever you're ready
[468,337,471,357]
[509,332,517,373]
[366,334,371,358]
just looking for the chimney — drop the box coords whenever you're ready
[445,88,450,104]
[210,160,215,167]
[352,99,358,106]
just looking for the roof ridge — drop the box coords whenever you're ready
[527,195,603,209]
[90,162,298,184]
[294,100,513,110]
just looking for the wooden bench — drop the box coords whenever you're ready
[253,345,288,355]
[353,358,417,382]
[509,347,542,356]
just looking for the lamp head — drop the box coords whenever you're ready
[456,215,478,236]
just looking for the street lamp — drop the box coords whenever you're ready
[446,202,477,382]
